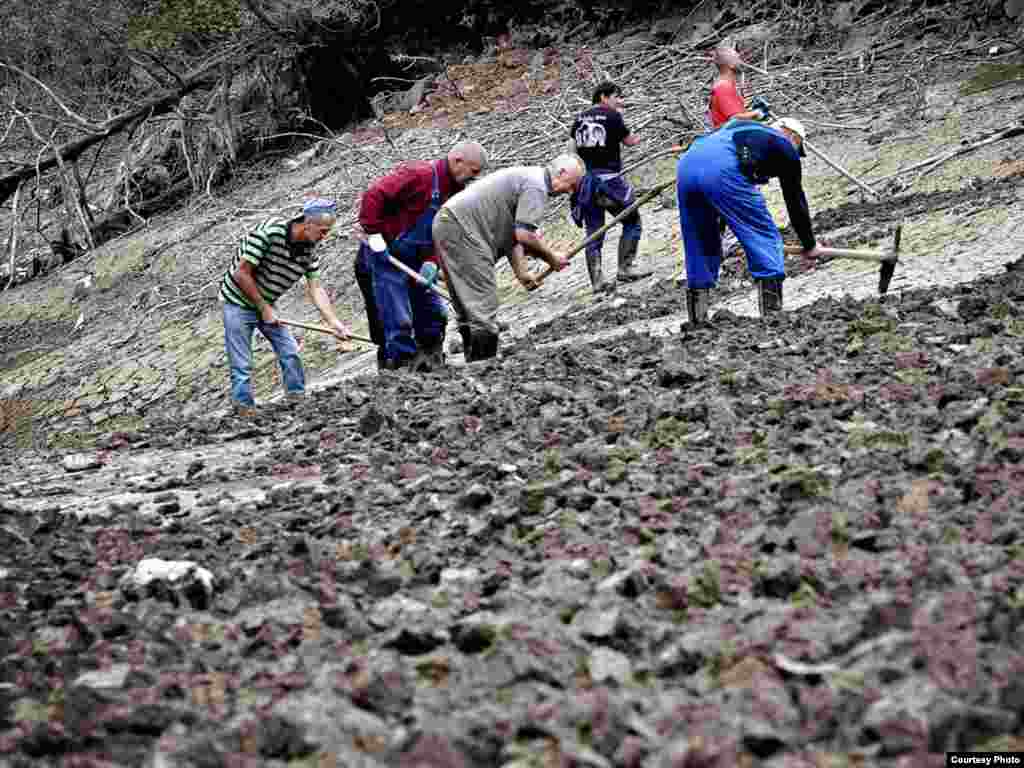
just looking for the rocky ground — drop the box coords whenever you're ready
[3,257,1024,766]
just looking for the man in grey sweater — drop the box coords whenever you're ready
[432,154,584,361]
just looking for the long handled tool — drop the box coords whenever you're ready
[784,222,903,295]
[536,179,676,285]
[748,96,881,199]
[802,138,880,199]
[366,234,453,303]
[610,145,686,181]
[279,318,376,345]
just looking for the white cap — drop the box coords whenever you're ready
[773,117,807,155]
[368,234,388,253]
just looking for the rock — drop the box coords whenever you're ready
[119,558,214,609]
[657,351,700,388]
[572,602,622,641]
[368,594,429,629]
[74,663,131,689]
[72,275,93,300]
[439,567,481,591]
[589,647,632,685]
[860,677,1017,755]
[359,406,388,437]
[63,453,102,472]
[460,483,493,509]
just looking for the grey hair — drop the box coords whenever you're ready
[306,212,337,226]
[547,153,585,180]
[449,140,488,170]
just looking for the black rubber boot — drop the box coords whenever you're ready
[408,337,446,374]
[586,248,612,294]
[466,332,499,362]
[617,238,652,282]
[686,287,711,326]
[757,278,783,317]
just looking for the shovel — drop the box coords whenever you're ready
[279,318,376,345]
[783,222,903,295]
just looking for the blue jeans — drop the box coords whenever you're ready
[676,131,785,289]
[222,301,305,407]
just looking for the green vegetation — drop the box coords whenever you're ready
[961,63,1024,96]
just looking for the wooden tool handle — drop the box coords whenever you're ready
[536,179,675,285]
[386,255,453,302]
[783,244,894,263]
[279,318,375,345]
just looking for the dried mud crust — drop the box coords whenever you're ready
[2,258,1024,765]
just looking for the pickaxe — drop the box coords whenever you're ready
[783,222,903,295]
[536,179,676,285]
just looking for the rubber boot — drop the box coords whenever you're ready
[465,331,499,363]
[757,278,783,317]
[408,337,446,374]
[617,238,652,282]
[586,248,612,294]
[686,287,711,326]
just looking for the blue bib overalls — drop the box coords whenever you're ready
[356,165,449,363]
[676,124,787,289]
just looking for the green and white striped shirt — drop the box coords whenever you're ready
[220,217,320,309]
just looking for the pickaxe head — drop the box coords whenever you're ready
[878,222,902,295]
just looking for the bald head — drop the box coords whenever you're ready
[448,141,487,186]
[713,44,741,71]
[547,153,585,195]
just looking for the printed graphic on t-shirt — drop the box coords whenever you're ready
[571,107,628,171]
[574,120,608,149]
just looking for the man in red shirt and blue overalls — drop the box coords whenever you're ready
[355,141,487,372]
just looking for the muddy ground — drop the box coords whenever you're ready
[3,260,1024,766]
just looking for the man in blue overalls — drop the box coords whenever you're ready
[675,116,823,324]
[355,141,487,371]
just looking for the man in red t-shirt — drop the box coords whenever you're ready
[707,44,765,130]
[355,141,486,372]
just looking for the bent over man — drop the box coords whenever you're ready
[676,117,822,324]
[355,141,487,371]
[220,198,351,413]
[432,154,584,362]
[569,81,652,293]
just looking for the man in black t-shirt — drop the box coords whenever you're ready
[569,81,652,293]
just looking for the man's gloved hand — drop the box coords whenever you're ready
[367,234,390,261]
[749,97,773,122]
[419,261,440,287]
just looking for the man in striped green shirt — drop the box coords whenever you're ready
[220,197,351,411]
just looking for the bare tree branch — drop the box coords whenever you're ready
[0,45,260,207]
[0,62,103,132]
[16,108,96,250]
[4,181,21,291]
